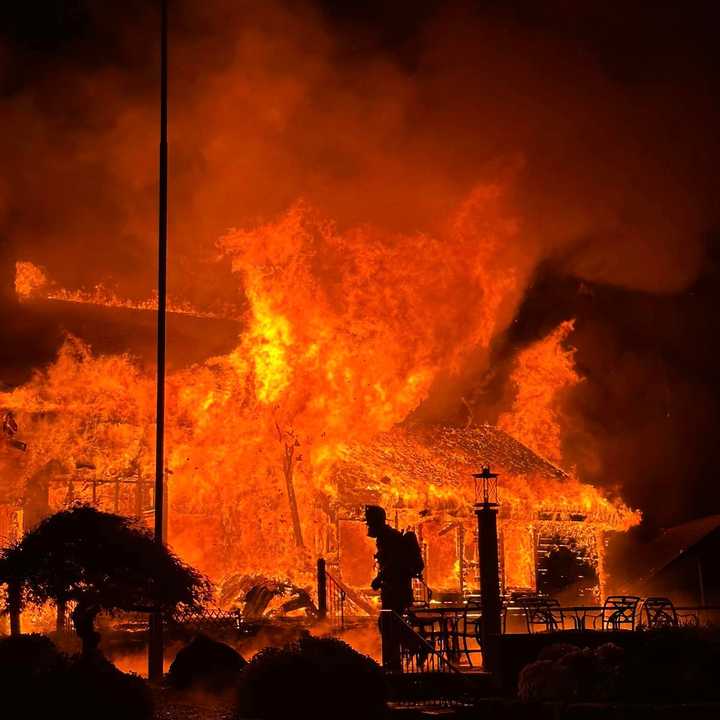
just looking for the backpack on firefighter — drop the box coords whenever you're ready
[401,528,424,580]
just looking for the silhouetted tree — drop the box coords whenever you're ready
[0,505,211,656]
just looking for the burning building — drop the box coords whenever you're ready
[1,204,639,604]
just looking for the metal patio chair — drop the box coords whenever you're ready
[519,596,565,633]
[639,596,678,629]
[450,601,483,666]
[592,595,640,630]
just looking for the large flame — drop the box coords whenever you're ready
[3,191,638,593]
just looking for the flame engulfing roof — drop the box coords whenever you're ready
[330,424,636,532]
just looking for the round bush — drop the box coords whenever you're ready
[168,634,246,693]
[0,633,66,681]
[64,655,154,720]
[237,634,386,720]
[0,634,68,714]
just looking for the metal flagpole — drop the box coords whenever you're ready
[149,0,168,682]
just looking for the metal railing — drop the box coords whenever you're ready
[326,570,347,628]
[381,609,461,674]
[317,558,375,629]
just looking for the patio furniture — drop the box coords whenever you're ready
[557,605,603,630]
[639,596,678,628]
[518,596,565,633]
[592,595,640,630]
[451,601,483,666]
[407,606,459,661]
[641,598,702,627]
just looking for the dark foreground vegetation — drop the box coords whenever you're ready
[0,631,387,720]
[0,634,153,719]
[236,634,386,719]
[5,627,720,719]
[518,627,720,704]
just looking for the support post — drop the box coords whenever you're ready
[56,598,66,633]
[135,468,143,518]
[457,523,465,597]
[477,503,502,675]
[697,558,706,624]
[317,558,327,620]
[8,581,21,636]
[114,475,121,513]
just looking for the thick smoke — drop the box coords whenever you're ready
[1,1,718,530]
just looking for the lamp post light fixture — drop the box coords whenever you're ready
[473,465,499,508]
[472,465,502,675]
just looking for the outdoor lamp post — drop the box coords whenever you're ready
[472,466,502,675]
[473,465,499,508]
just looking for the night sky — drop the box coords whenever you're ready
[1,1,719,541]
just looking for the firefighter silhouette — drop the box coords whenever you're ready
[365,505,424,614]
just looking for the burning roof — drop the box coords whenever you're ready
[330,423,636,531]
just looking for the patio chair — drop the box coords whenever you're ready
[639,597,700,628]
[520,596,564,633]
[639,596,678,629]
[451,601,483,666]
[592,595,640,630]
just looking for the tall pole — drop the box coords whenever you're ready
[148,0,168,683]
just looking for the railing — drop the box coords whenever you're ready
[326,570,347,629]
[317,558,375,629]
[381,609,461,674]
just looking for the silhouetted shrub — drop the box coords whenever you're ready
[519,643,623,703]
[0,634,152,718]
[236,634,386,719]
[0,633,68,713]
[537,642,581,662]
[64,654,154,720]
[168,634,246,693]
[619,626,720,703]
[0,633,66,680]
[520,630,720,704]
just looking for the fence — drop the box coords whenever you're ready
[172,606,243,631]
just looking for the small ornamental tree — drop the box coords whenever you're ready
[0,505,212,656]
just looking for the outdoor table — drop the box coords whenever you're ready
[555,605,603,631]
